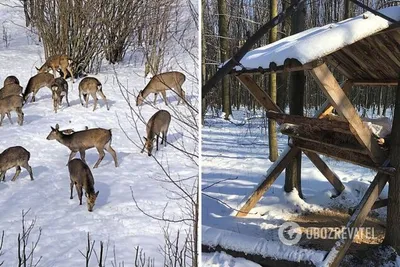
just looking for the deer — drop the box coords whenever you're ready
[23,73,54,103]
[68,158,99,212]
[78,77,109,111]
[36,54,74,82]
[0,95,24,126]
[46,124,118,168]
[51,77,70,113]
[0,146,34,182]
[3,75,20,86]
[136,71,186,106]
[0,83,23,99]
[142,110,171,156]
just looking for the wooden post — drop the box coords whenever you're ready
[322,172,389,266]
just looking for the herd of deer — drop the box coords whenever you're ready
[0,54,187,212]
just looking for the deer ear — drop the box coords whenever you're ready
[55,124,59,130]
[35,66,40,71]
[95,191,99,197]
[143,136,147,141]
[51,126,55,131]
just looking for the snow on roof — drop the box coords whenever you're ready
[231,7,400,71]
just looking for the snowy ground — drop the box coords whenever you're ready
[201,109,396,266]
[0,2,198,266]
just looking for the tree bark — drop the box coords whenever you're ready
[218,0,231,119]
[384,73,400,252]
[284,0,305,198]
[268,0,278,162]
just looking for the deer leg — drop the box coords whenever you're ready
[11,166,21,181]
[85,94,90,108]
[164,131,168,147]
[93,147,105,168]
[177,87,185,105]
[6,112,12,124]
[70,180,74,199]
[79,150,86,163]
[104,142,118,167]
[91,93,98,111]
[161,91,168,106]
[0,171,5,182]
[97,90,109,110]
[52,67,58,78]
[76,184,83,205]
[79,91,84,106]
[156,134,159,151]
[67,66,74,83]
[153,93,158,105]
[65,91,70,106]
[16,108,24,126]
[0,113,5,126]
[21,161,34,181]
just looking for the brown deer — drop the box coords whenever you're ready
[0,83,23,99]
[136,71,186,106]
[0,146,34,182]
[51,77,70,113]
[0,95,24,126]
[142,110,171,156]
[46,124,118,168]
[78,77,109,111]
[68,158,99,212]
[36,54,74,82]
[23,73,54,102]
[3,75,20,86]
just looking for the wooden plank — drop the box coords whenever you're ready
[236,147,299,217]
[231,61,317,75]
[371,198,388,210]
[303,150,345,194]
[236,74,282,112]
[351,80,398,86]
[293,139,395,176]
[319,80,353,119]
[322,172,389,266]
[310,63,387,165]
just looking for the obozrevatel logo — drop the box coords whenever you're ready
[278,222,301,245]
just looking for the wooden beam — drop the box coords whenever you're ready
[310,63,387,165]
[236,147,300,217]
[293,139,395,176]
[319,80,353,119]
[350,80,398,86]
[303,151,345,194]
[371,198,388,210]
[322,172,389,266]
[231,61,318,75]
[236,74,282,112]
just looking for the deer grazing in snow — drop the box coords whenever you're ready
[142,110,171,156]
[0,95,24,126]
[136,71,186,106]
[0,146,34,182]
[36,54,74,82]
[68,158,99,212]
[78,77,109,111]
[23,73,54,103]
[51,77,70,113]
[46,124,118,168]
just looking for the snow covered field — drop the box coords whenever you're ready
[201,110,396,266]
[0,2,198,266]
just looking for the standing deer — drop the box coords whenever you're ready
[78,77,109,111]
[142,110,171,156]
[36,54,74,82]
[0,95,24,126]
[51,77,70,113]
[136,71,186,106]
[68,158,99,212]
[23,73,54,102]
[3,75,20,86]
[0,146,34,182]
[46,124,118,168]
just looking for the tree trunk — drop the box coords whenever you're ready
[201,0,207,125]
[218,0,231,119]
[285,0,305,198]
[384,74,400,252]
[268,0,278,162]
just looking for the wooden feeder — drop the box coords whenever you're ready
[229,9,400,266]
